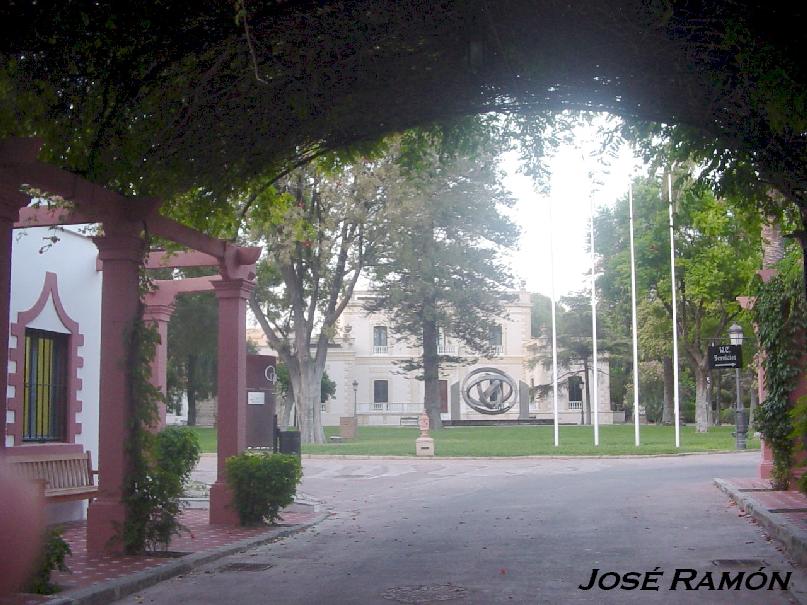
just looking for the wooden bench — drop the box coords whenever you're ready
[9,451,98,502]
[400,416,419,427]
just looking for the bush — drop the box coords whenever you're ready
[719,407,751,426]
[124,426,200,552]
[27,527,71,594]
[226,452,302,526]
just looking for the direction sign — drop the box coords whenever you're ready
[708,345,742,369]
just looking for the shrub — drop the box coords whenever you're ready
[123,426,200,552]
[27,527,71,594]
[226,452,302,526]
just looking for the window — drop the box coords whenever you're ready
[373,379,389,410]
[23,329,68,442]
[437,328,454,355]
[568,376,583,410]
[488,325,503,355]
[373,326,388,353]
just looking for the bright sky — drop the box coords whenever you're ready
[502,119,643,298]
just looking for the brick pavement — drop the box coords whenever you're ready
[716,476,807,565]
[2,507,321,605]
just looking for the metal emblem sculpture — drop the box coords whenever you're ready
[461,367,518,415]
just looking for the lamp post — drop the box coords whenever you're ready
[352,379,358,417]
[729,323,746,450]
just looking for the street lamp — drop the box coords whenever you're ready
[352,379,358,417]
[728,323,746,450]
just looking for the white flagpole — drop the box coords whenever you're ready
[628,182,641,447]
[549,196,559,447]
[668,173,681,448]
[589,196,600,446]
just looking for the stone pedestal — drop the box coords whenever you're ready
[416,436,435,456]
[415,411,434,457]
[340,416,358,439]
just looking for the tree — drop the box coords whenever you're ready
[530,292,552,338]
[247,157,389,444]
[166,291,217,426]
[365,150,519,430]
[529,293,625,424]
[594,174,761,431]
[274,363,336,428]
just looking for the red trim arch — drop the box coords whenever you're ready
[6,271,84,449]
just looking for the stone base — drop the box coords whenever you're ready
[339,416,358,439]
[415,436,435,457]
[209,481,240,525]
[86,497,126,553]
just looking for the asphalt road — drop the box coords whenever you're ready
[120,453,805,604]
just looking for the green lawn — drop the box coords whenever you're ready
[189,424,759,456]
[188,427,217,453]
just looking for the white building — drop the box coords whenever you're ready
[306,289,622,426]
[7,226,102,522]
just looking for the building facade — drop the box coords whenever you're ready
[303,290,622,426]
[6,226,102,522]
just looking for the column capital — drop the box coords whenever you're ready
[143,303,175,324]
[212,277,255,300]
[93,233,145,264]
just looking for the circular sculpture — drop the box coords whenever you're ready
[461,367,518,415]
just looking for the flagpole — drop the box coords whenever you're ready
[668,173,681,448]
[590,196,600,446]
[628,182,641,447]
[549,196,559,447]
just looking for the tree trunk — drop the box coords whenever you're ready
[422,315,443,431]
[694,365,710,432]
[661,356,674,424]
[293,357,326,444]
[186,354,197,426]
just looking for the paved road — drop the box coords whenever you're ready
[121,453,805,604]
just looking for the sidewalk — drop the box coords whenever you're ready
[2,506,326,605]
[715,476,807,566]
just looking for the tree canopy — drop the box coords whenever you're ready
[2,1,805,225]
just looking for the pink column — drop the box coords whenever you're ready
[86,229,144,553]
[0,194,27,451]
[209,277,254,525]
[143,300,175,429]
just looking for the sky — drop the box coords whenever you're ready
[502,121,644,299]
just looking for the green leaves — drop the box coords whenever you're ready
[226,452,303,526]
[753,251,807,489]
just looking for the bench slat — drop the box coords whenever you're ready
[9,451,97,502]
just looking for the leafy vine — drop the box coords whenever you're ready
[753,253,807,490]
[118,235,200,553]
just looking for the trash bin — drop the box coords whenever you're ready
[278,430,301,458]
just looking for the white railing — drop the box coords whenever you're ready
[372,345,389,354]
[357,402,424,414]
[438,344,458,355]
[491,345,503,356]
[568,400,583,410]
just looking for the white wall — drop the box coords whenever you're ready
[9,227,102,520]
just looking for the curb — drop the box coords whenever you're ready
[303,450,759,461]
[714,478,807,567]
[46,512,329,605]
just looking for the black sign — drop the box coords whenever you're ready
[708,345,742,369]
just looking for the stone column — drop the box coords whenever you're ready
[143,301,174,429]
[209,277,253,525]
[0,196,26,450]
[86,229,144,553]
